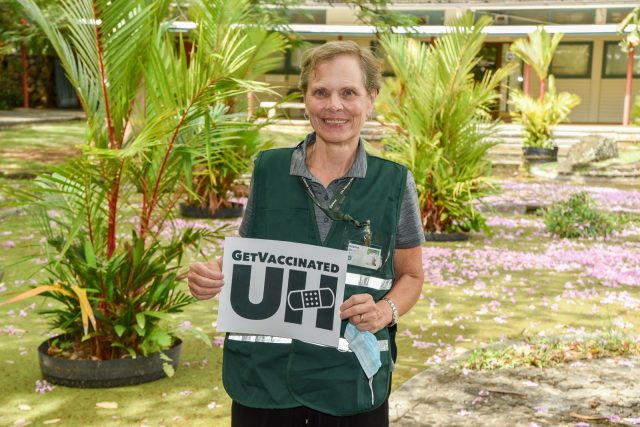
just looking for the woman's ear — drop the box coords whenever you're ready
[369,89,378,104]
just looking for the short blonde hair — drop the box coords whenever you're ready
[299,41,382,96]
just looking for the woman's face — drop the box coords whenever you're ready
[305,54,376,148]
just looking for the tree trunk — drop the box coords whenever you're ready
[523,63,531,96]
[20,18,29,108]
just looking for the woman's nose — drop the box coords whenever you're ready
[326,94,343,112]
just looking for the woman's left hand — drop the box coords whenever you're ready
[340,293,391,333]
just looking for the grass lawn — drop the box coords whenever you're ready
[1,122,640,426]
[0,122,88,177]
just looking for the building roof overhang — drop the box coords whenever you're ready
[302,1,639,10]
[286,23,634,37]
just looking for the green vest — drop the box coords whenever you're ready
[222,147,407,416]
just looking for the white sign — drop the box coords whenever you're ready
[216,237,348,347]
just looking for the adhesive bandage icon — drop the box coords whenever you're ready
[287,289,335,311]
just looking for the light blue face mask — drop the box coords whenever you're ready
[344,322,381,405]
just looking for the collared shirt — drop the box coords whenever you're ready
[240,133,425,249]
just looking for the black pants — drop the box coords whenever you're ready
[231,400,389,427]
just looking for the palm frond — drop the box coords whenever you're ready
[378,12,509,233]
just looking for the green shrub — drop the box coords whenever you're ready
[0,75,21,110]
[543,192,620,238]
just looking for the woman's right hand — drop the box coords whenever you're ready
[187,259,224,300]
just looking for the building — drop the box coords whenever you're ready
[262,1,640,124]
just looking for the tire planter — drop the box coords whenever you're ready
[424,232,469,242]
[179,202,244,219]
[523,146,558,164]
[38,334,182,388]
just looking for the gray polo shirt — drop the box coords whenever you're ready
[239,133,425,249]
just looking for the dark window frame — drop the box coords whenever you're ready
[550,41,593,78]
[602,41,640,79]
[267,40,326,75]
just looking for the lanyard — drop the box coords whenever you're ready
[300,177,372,245]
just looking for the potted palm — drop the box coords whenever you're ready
[377,13,514,237]
[0,0,273,387]
[178,117,264,219]
[179,29,288,219]
[509,27,580,163]
[509,76,581,164]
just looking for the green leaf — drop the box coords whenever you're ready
[162,362,175,378]
[133,325,145,337]
[140,311,172,321]
[190,327,213,348]
[83,240,97,268]
[152,330,173,349]
[136,313,146,330]
[114,324,126,337]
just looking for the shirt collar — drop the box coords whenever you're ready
[290,132,367,179]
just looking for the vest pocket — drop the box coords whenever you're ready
[286,328,392,416]
[222,336,298,409]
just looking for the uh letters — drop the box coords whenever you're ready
[229,264,338,331]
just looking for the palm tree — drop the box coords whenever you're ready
[180,21,288,216]
[509,27,563,101]
[510,76,581,149]
[377,13,514,234]
[2,0,276,360]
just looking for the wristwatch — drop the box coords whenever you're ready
[382,297,399,326]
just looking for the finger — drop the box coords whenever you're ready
[340,301,375,320]
[191,262,224,280]
[339,293,373,313]
[189,282,222,300]
[187,272,224,291]
[187,272,224,300]
[206,259,221,271]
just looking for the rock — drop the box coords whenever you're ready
[565,135,618,170]
[390,356,640,426]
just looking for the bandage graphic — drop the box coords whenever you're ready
[287,289,335,311]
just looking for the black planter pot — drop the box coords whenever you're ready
[424,232,469,242]
[179,202,244,219]
[523,146,559,164]
[38,334,182,388]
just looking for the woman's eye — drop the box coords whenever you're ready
[314,89,327,97]
[343,89,355,97]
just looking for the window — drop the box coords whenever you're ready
[268,40,326,75]
[552,10,595,25]
[399,10,445,25]
[606,8,634,24]
[370,40,394,77]
[602,41,640,78]
[289,40,325,73]
[550,42,592,78]
[267,51,287,74]
[286,9,326,24]
[475,9,594,25]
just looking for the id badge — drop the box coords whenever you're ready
[347,242,382,270]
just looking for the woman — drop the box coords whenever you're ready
[188,41,424,426]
